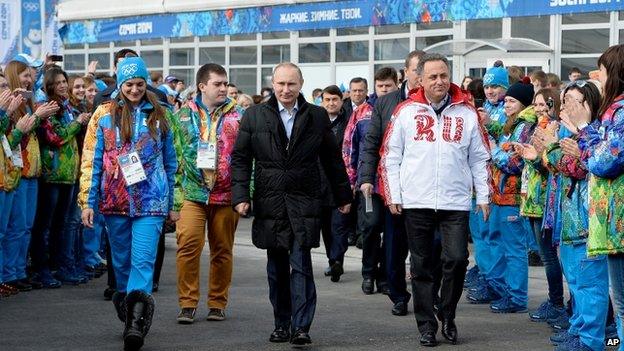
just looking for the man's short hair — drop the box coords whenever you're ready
[273,62,303,82]
[322,85,343,99]
[196,63,227,88]
[113,49,138,67]
[404,50,426,69]
[547,73,562,88]
[227,83,237,88]
[350,77,368,88]
[569,67,582,75]
[415,53,450,76]
[374,67,398,83]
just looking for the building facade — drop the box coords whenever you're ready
[57,1,624,95]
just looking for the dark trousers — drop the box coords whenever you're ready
[383,209,410,304]
[404,209,470,333]
[321,206,352,265]
[153,228,166,286]
[267,240,316,332]
[531,218,564,307]
[358,193,385,281]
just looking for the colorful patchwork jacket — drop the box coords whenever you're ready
[491,106,536,206]
[520,112,549,218]
[579,95,624,256]
[0,109,23,191]
[342,102,373,188]
[38,100,82,184]
[543,127,589,245]
[172,98,242,210]
[484,99,506,140]
[79,101,178,217]
[19,105,41,179]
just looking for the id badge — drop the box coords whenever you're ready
[11,144,23,168]
[1,135,11,157]
[196,141,217,170]
[118,151,147,186]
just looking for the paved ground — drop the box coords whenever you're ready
[1,218,578,350]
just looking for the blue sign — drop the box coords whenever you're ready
[60,0,624,44]
[21,0,41,58]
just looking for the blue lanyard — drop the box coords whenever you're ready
[115,106,145,149]
[192,99,225,142]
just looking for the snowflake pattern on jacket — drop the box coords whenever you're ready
[0,109,22,191]
[579,95,624,256]
[172,98,242,210]
[520,111,549,218]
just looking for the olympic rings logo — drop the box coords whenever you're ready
[23,3,39,12]
[120,64,139,76]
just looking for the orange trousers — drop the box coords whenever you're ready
[176,201,239,309]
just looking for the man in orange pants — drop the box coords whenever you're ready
[172,63,243,323]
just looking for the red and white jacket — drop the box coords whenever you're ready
[379,84,490,211]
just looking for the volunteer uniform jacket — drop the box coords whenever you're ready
[379,84,490,210]
[0,109,21,192]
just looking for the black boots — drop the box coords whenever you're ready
[112,292,127,322]
[123,290,155,351]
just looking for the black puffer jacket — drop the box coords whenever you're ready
[231,94,352,250]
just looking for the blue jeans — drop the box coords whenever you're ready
[561,243,609,351]
[5,178,38,281]
[608,255,624,350]
[0,190,15,283]
[488,204,528,307]
[30,182,74,273]
[531,218,564,307]
[321,206,351,265]
[104,215,164,294]
[66,184,83,272]
[82,206,105,267]
[469,199,490,277]
[267,240,316,332]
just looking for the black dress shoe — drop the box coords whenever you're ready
[377,280,390,295]
[329,261,343,283]
[290,329,312,345]
[103,287,115,301]
[420,332,438,347]
[391,301,408,316]
[269,327,290,343]
[440,319,457,344]
[362,278,375,295]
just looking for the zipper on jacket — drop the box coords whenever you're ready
[434,109,441,211]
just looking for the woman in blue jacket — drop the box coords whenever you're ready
[79,57,178,351]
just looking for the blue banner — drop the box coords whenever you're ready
[0,0,21,64]
[60,0,624,44]
[20,0,41,58]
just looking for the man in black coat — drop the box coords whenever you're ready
[231,63,352,346]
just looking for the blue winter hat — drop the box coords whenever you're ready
[116,57,148,89]
[94,79,108,92]
[157,84,177,97]
[483,61,509,89]
[12,53,44,68]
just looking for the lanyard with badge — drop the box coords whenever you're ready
[116,107,148,186]
[192,107,223,171]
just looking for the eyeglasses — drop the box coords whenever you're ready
[566,80,587,88]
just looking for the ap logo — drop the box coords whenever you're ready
[121,64,139,76]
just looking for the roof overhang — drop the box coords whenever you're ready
[423,38,553,56]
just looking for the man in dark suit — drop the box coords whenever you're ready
[231,63,352,346]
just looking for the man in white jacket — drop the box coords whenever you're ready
[380,53,490,347]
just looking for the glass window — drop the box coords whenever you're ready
[64,54,85,71]
[168,69,194,86]
[230,46,257,65]
[375,24,409,35]
[620,30,624,44]
[511,16,550,45]
[336,41,368,62]
[415,35,452,50]
[230,33,256,41]
[88,42,109,49]
[466,19,502,39]
[299,29,329,37]
[142,50,163,68]
[88,53,110,70]
[299,43,330,63]
[261,67,273,89]
[169,48,194,66]
[620,11,624,21]
[562,29,609,54]
[199,35,224,42]
[374,38,409,61]
[140,38,162,45]
[262,31,290,39]
[170,36,194,43]
[114,40,135,47]
[229,68,256,95]
[262,45,290,64]
[373,63,403,78]
[562,12,609,24]
[64,43,84,50]
[337,26,369,36]
[560,58,597,79]
[199,47,225,65]
[417,21,452,30]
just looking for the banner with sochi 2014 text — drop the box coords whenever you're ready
[43,0,62,55]
[20,0,41,59]
[59,0,624,44]
[0,0,20,64]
